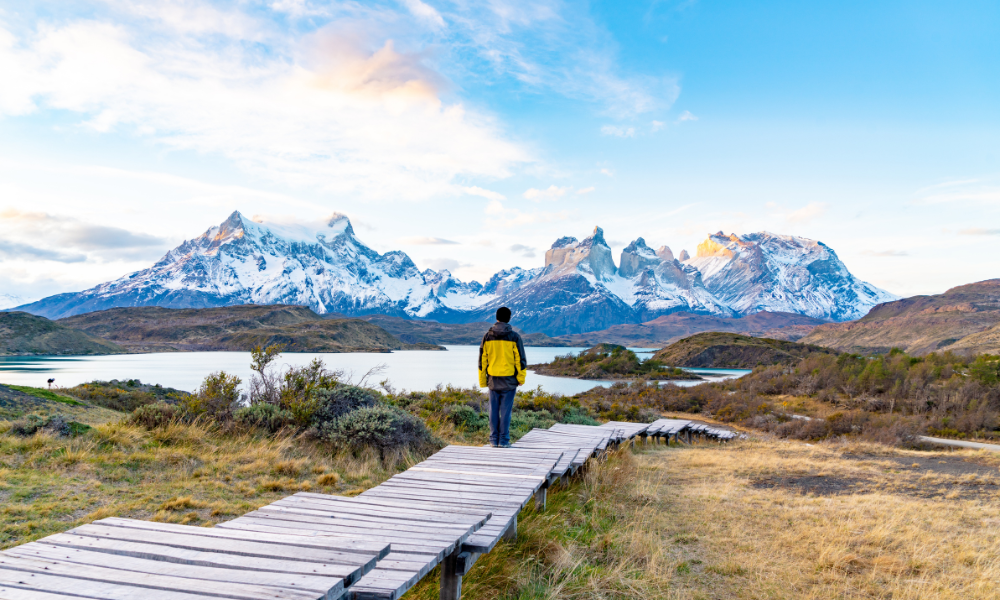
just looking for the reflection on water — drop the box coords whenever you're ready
[0,346,749,395]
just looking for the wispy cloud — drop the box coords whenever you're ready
[862,250,910,257]
[0,209,165,263]
[510,243,535,258]
[398,236,459,245]
[601,125,636,138]
[462,186,507,201]
[959,228,1000,236]
[675,110,698,123]
[481,199,570,228]
[917,179,1000,205]
[784,202,828,224]
[424,258,471,272]
[599,168,615,177]
[0,10,529,200]
[524,185,570,201]
[576,186,595,195]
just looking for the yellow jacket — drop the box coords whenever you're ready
[478,322,527,390]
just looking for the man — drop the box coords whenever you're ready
[478,306,526,448]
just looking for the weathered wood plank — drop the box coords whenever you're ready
[96,518,388,556]
[69,524,376,566]
[4,544,344,598]
[37,534,364,580]
[0,553,321,600]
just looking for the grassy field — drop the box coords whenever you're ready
[3,394,1000,598]
[404,434,1000,600]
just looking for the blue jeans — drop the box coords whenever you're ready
[488,388,516,446]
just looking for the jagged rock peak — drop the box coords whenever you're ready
[619,237,661,278]
[678,249,690,261]
[656,245,674,261]
[550,236,578,249]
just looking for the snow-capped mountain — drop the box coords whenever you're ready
[684,232,896,321]
[15,211,897,335]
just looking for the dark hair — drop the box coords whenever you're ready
[496,307,511,323]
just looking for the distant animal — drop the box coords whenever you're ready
[47,378,55,389]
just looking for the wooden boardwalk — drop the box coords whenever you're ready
[0,418,737,599]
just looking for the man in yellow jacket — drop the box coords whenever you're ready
[478,306,526,448]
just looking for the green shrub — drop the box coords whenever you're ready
[130,403,181,429]
[449,404,489,431]
[66,379,188,412]
[184,371,243,420]
[311,385,380,427]
[320,405,438,453]
[235,404,295,434]
[8,414,83,437]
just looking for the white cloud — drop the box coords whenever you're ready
[651,120,665,132]
[600,168,614,177]
[600,125,636,138]
[400,0,446,27]
[481,198,570,227]
[918,180,1000,205]
[524,185,570,201]
[510,243,535,258]
[424,258,471,272]
[0,15,529,201]
[784,202,827,224]
[676,110,698,123]
[861,250,910,257]
[959,228,1000,236]
[462,186,507,201]
[399,236,459,245]
[576,186,595,195]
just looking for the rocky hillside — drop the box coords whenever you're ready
[653,332,837,368]
[800,279,1000,355]
[0,312,125,355]
[58,305,441,352]
[14,211,894,336]
[552,311,826,347]
[359,315,574,346]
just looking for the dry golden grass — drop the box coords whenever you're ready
[0,419,417,549]
[406,436,1000,600]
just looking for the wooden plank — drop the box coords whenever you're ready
[5,544,345,598]
[0,553,322,600]
[37,534,364,580]
[96,518,388,556]
[226,514,464,545]
[69,524,376,567]
[0,586,85,600]
[0,565,303,600]
[289,494,491,523]
[271,499,487,526]
[249,508,474,536]
[215,521,448,558]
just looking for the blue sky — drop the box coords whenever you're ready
[0,0,997,303]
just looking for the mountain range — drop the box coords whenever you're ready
[802,279,1000,355]
[14,211,896,336]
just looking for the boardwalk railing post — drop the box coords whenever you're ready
[534,484,548,511]
[502,515,518,541]
[441,548,463,600]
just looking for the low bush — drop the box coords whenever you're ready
[234,404,295,434]
[311,385,380,427]
[183,371,243,421]
[66,379,189,412]
[448,404,489,431]
[8,414,84,437]
[320,405,439,454]
[130,403,182,429]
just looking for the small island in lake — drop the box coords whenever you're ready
[529,343,704,381]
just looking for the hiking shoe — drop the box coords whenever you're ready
[499,442,512,449]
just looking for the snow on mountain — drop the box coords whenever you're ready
[15,212,897,333]
[16,211,485,320]
[683,231,898,321]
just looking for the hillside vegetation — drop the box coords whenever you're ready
[58,305,442,352]
[530,344,703,381]
[653,332,837,368]
[803,279,1000,355]
[552,310,826,346]
[360,314,573,346]
[0,311,125,355]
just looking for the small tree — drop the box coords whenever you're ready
[248,343,285,406]
[185,371,243,420]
